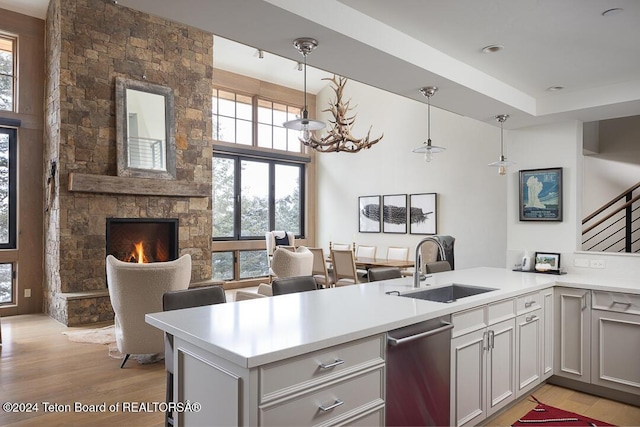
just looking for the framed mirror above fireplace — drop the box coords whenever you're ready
[115,77,176,180]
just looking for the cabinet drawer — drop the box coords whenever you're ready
[452,305,486,337]
[517,291,541,315]
[488,298,516,325]
[259,367,385,426]
[592,290,640,315]
[259,335,384,402]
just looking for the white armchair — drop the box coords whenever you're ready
[271,246,313,278]
[106,254,191,368]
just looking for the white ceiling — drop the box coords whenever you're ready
[4,0,640,129]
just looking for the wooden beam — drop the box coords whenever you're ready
[68,173,210,197]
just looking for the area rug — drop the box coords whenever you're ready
[513,396,615,426]
[62,325,163,364]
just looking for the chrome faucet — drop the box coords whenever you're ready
[413,236,447,288]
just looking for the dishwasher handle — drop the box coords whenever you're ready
[387,321,454,346]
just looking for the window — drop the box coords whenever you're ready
[213,155,304,240]
[0,263,13,304]
[0,127,16,249]
[213,89,303,152]
[0,125,16,305]
[0,34,16,112]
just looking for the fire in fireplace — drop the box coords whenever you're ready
[106,218,178,263]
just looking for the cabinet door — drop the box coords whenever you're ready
[554,287,591,382]
[451,328,486,427]
[591,309,640,395]
[516,308,542,398]
[486,318,516,417]
[541,288,554,380]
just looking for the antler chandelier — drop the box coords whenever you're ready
[282,37,382,153]
[306,75,383,153]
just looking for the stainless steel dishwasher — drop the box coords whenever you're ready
[386,315,453,426]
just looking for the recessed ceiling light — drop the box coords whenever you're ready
[481,44,504,54]
[547,86,565,92]
[602,8,623,16]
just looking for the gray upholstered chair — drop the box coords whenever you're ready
[425,260,452,273]
[368,267,402,282]
[271,276,318,295]
[162,286,226,426]
[106,254,191,369]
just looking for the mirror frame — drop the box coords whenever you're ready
[115,77,176,180]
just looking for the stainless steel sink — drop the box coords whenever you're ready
[400,284,497,303]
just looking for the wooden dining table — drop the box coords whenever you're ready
[326,256,414,269]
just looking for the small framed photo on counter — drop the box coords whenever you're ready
[534,252,561,272]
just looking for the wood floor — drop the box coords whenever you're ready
[1,314,639,427]
[482,382,640,426]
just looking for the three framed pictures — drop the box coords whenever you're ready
[359,193,437,234]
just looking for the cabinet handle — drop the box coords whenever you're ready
[483,331,489,351]
[611,301,632,310]
[526,315,537,323]
[489,330,495,349]
[581,293,588,311]
[525,301,535,308]
[319,399,344,412]
[319,359,345,370]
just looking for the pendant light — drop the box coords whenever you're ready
[282,37,325,142]
[488,114,515,175]
[412,86,445,162]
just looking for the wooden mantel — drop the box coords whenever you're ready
[68,173,210,197]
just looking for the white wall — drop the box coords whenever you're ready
[315,79,507,268]
[583,115,640,215]
[506,120,582,267]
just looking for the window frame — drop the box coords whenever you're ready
[0,125,17,250]
[212,152,306,241]
[0,33,17,113]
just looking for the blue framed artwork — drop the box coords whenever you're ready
[519,167,562,221]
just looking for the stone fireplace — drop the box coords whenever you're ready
[43,0,214,326]
[106,218,179,263]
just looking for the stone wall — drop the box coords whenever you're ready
[44,0,213,325]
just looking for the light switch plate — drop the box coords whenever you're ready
[590,259,605,269]
[574,258,589,268]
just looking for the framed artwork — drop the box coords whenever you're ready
[382,194,407,233]
[409,193,437,234]
[358,195,381,233]
[519,167,563,221]
[534,252,561,271]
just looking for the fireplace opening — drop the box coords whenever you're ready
[106,218,178,263]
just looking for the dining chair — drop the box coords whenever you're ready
[271,276,318,295]
[308,247,332,288]
[163,286,226,427]
[355,245,377,280]
[331,242,351,250]
[356,245,377,259]
[330,249,362,286]
[387,246,412,276]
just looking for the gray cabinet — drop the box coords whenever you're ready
[554,287,591,383]
[590,290,640,395]
[450,299,517,426]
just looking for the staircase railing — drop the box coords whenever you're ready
[582,181,640,253]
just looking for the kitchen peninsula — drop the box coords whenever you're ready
[146,267,640,426]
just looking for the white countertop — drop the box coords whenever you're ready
[146,267,639,368]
